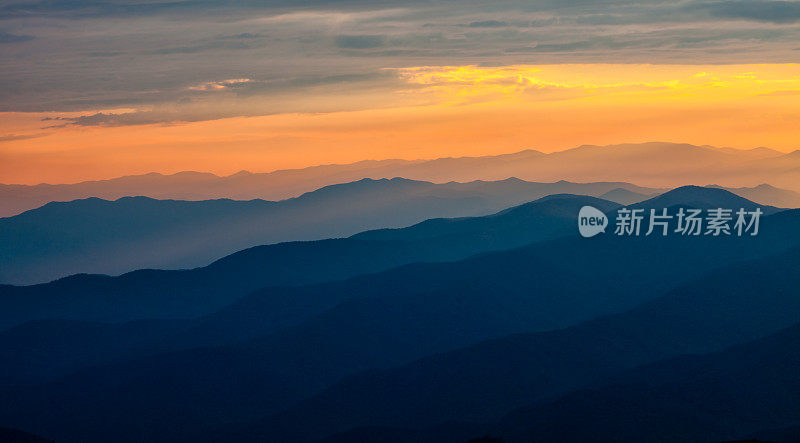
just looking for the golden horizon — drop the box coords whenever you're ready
[2,63,799,185]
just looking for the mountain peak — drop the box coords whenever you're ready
[646,185,738,201]
[492,149,546,159]
[295,177,430,201]
[783,149,800,158]
[753,183,779,190]
[634,185,778,213]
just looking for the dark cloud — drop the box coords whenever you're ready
[43,111,195,127]
[335,34,386,49]
[0,31,34,43]
[0,0,434,19]
[221,32,263,39]
[467,20,508,27]
[0,1,258,19]
[149,40,251,54]
[698,1,800,23]
[30,71,398,126]
[508,41,596,52]
[57,112,145,126]
[186,75,379,96]
[88,50,125,57]
[0,133,48,142]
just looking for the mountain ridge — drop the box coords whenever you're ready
[3,142,799,217]
[0,189,798,442]
[226,244,800,443]
[0,193,622,331]
[2,178,645,285]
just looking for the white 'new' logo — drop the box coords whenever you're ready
[578,206,608,238]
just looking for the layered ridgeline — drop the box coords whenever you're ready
[0,188,798,443]
[2,142,799,218]
[0,178,657,285]
[323,322,800,443]
[496,318,800,443]
[0,193,622,331]
[0,427,51,443]
[223,246,800,443]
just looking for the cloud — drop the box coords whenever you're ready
[335,34,386,48]
[505,41,597,53]
[52,112,157,126]
[0,132,49,142]
[220,32,263,39]
[0,0,428,19]
[34,71,401,126]
[148,40,251,55]
[467,20,508,28]
[187,78,253,91]
[43,110,219,127]
[88,50,125,57]
[3,0,800,116]
[0,31,33,43]
[0,1,260,19]
[698,1,800,23]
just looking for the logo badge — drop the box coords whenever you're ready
[578,206,608,238]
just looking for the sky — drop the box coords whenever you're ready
[1,0,800,184]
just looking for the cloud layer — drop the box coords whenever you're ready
[1,0,800,119]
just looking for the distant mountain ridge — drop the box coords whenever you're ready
[1,175,795,285]
[0,178,654,285]
[2,142,798,217]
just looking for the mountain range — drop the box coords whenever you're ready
[496,314,800,442]
[0,187,798,442]
[0,193,623,331]
[3,175,796,286]
[2,142,799,218]
[0,178,656,285]
[269,245,800,443]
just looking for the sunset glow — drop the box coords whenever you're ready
[2,64,799,184]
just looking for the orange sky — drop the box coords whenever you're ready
[2,64,799,185]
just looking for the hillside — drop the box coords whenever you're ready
[0,178,643,284]
[241,245,800,442]
[0,193,798,442]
